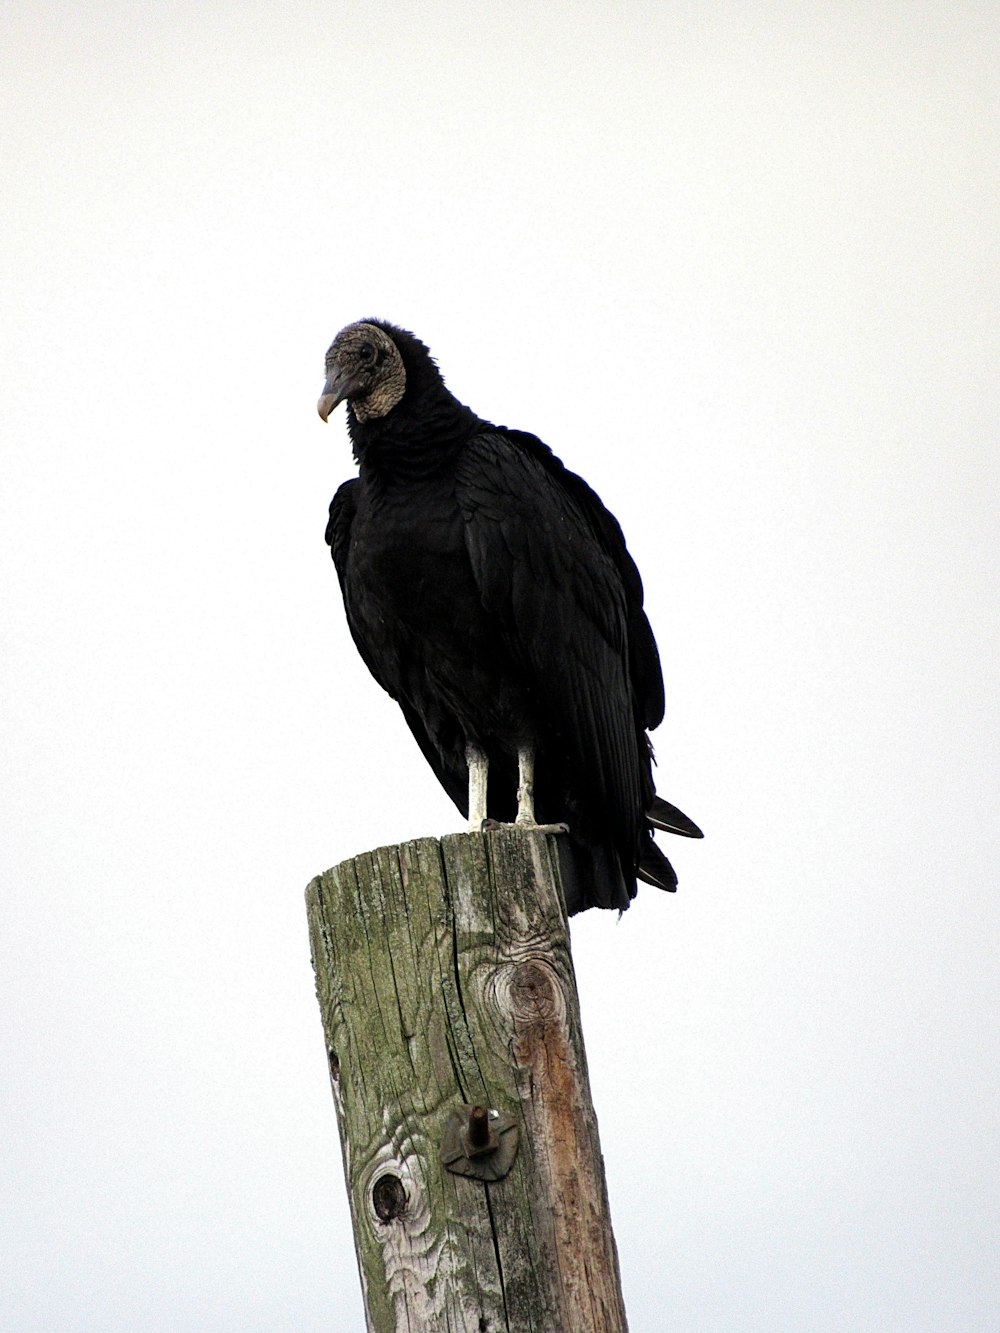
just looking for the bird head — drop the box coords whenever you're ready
[317,321,407,423]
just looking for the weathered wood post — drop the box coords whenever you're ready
[306,827,629,1332]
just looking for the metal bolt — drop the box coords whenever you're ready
[440,1102,520,1181]
[467,1104,494,1154]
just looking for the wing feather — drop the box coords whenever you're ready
[325,478,404,701]
[456,433,644,845]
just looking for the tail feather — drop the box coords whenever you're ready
[647,795,704,839]
[557,838,633,915]
[555,793,702,913]
[637,835,679,893]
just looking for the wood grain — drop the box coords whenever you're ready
[306,828,629,1332]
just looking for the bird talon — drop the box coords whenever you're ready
[481,819,569,836]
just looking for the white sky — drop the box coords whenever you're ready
[2,2,997,1329]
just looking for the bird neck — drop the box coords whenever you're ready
[349,385,483,482]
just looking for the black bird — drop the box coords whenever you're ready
[318,319,701,913]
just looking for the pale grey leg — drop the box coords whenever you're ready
[515,743,536,825]
[466,742,489,830]
[512,743,567,834]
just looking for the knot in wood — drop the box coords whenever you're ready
[509,960,559,1022]
[371,1172,407,1223]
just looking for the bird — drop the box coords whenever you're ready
[317,318,702,913]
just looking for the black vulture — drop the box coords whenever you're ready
[318,319,701,913]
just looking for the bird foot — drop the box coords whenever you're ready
[478,818,569,835]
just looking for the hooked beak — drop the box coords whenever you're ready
[317,364,358,422]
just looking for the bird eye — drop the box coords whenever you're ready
[358,342,376,364]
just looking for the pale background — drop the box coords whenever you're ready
[2,2,997,1330]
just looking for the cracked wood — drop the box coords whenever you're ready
[306,828,629,1333]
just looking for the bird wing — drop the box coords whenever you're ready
[326,478,403,696]
[455,431,646,839]
[499,429,665,730]
[326,479,358,594]
[327,478,472,814]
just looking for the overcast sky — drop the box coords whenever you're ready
[2,2,997,1330]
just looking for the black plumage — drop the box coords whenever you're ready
[318,319,701,913]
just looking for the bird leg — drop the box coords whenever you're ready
[511,743,569,834]
[515,743,537,825]
[466,742,489,831]
[467,741,566,836]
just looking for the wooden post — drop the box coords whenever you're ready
[306,828,629,1333]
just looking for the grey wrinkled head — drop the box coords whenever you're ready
[317,321,406,423]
